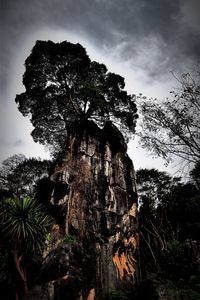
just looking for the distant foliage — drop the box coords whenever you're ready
[0,155,52,198]
[0,154,26,191]
[137,167,200,300]
[136,168,181,210]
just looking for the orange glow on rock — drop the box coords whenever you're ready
[113,250,135,280]
[113,233,138,281]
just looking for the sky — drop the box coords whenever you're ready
[0,0,200,175]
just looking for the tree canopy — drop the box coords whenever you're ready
[137,72,200,171]
[15,40,138,157]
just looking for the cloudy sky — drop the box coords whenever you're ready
[0,0,200,174]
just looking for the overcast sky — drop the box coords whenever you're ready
[0,0,200,175]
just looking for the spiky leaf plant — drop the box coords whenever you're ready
[0,197,52,298]
[0,197,52,254]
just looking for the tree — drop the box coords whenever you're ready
[137,72,200,171]
[137,168,199,246]
[137,168,200,295]
[136,169,181,272]
[136,168,181,210]
[163,182,200,241]
[7,158,52,198]
[15,40,138,157]
[0,197,52,299]
[0,154,26,192]
[0,156,52,198]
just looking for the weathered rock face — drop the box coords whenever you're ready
[38,121,138,299]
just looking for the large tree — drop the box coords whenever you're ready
[137,72,200,171]
[15,40,138,157]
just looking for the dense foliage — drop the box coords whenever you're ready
[137,168,200,300]
[15,40,138,157]
[0,154,26,192]
[0,154,52,198]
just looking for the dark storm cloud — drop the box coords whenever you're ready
[1,0,200,97]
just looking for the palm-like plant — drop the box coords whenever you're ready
[0,197,52,299]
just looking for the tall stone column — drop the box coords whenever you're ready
[42,120,139,299]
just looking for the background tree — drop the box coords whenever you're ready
[7,158,52,198]
[137,72,200,172]
[15,40,138,158]
[0,156,52,199]
[163,182,200,241]
[137,168,200,299]
[0,154,26,194]
[137,168,200,247]
[136,169,181,273]
[136,168,181,210]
